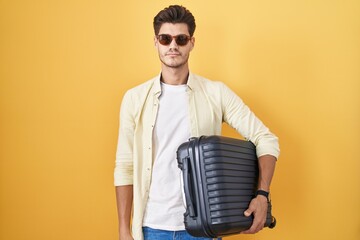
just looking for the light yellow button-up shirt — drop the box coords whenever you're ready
[114,73,280,240]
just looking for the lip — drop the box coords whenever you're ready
[166,52,180,56]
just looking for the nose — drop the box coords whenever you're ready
[168,38,179,49]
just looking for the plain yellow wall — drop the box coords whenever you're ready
[0,0,359,240]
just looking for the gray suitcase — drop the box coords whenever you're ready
[177,135,276,238]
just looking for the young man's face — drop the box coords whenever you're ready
[155,23,195,69]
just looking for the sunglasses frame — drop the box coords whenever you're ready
[156,34,192,46]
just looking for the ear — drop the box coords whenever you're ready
[154,36,158,47]
[190,37,195,51]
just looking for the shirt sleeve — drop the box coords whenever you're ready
[114,90,135,186]
[220,82,280,159]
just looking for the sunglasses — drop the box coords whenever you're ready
[156,34,192,46]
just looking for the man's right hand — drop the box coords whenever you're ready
[119,231,133,240]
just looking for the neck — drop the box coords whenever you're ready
[161,64,189,85]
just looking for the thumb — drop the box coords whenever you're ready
[244,208,253,217]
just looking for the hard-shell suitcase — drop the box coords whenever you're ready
[176,135,276,238]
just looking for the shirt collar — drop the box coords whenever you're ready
[152,72,196,96]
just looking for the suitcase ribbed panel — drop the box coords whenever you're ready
[207,189,254,198]
[211,209,247,218]
[205,164,257,172]
[209,202,250,211]
[200,137,258,234]
[206,176,256,184]
[177,135,276,238]
[204,156,257,166]
[203,150,256,161]
[206,170,256,178]
[208,195,251,204]
[202,143,255,155]
[207,183,255,191]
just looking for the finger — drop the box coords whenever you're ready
[241,213,266,234]
[244,205,256,217]
[244,209,252,217]
[240,215,259,234]
[241,223,263,234]
[241,224,257,234]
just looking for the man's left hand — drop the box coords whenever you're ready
[241,195,268,234]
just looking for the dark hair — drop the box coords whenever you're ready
[153,5,196,36]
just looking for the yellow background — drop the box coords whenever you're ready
[1,0,359,239]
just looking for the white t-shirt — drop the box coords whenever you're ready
[142,82,190,230]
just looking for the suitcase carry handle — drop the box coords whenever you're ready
[183,157,196,218]
[269,216,276,228]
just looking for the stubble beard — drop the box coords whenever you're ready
[159,52,189,69]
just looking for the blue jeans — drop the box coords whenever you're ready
[142,227,221,240]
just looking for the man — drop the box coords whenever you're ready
[114,5,279,240]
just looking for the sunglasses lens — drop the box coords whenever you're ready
[158,34,172,45]
[157,34,190,46]
[175,35,190,46]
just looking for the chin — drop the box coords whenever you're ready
[162,60,184,68]
[166,63,186,69]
